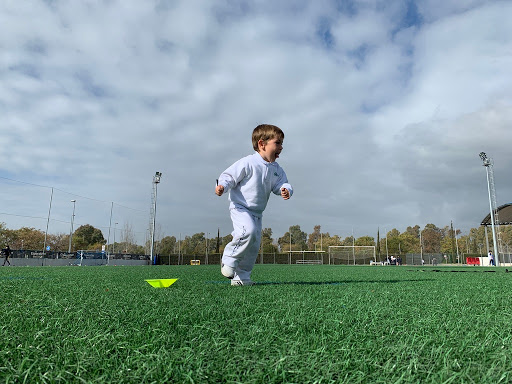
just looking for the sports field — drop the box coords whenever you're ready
[1,265,511,383]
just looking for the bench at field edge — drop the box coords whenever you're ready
[295,260,323,265]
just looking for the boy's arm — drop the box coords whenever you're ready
[215,158,248,196]
[273,170,293,198]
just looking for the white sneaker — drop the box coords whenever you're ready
[231,279,254,286]
[221,264,235,279]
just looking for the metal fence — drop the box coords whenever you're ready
[2,249,149,261]
[406,253,447,266]
[157,252,329,265]
[13,250,497,267]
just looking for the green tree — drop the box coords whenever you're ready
[468,226,490,255]
[190,233,206,255]
[449,222,456,262]
[0,222,8,245]
[117,242,145,254]
[501,226,512,255]
[260,228,277,253]
[159,236,177,256]
[422,224,442,254]
[48,233,69,252]
[456,234,471,255]
[214,229,221,253]
[321,233,342,249]
[290,225,307,250]
[440,236,454,255]
[355,236,375,246]
[342,236,355,246]
[307,227,334,252]
[307,225,321,251]
[386,229,401,255]
[380,237,388,258]
[73,224,106,250]
[179,236,192,255]
[278,225,307,252]
[4,227,45,250]
[278,231,292,252]
[405,225,420,238]
[399,231,420,253]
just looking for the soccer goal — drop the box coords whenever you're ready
[287,250,325,265]
[328,246,376,265]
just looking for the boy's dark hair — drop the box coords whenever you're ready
[252,124,284,151]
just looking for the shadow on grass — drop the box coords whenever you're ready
[206,279,432,286]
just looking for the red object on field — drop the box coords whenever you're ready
[466,257,480,265]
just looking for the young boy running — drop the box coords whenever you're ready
[215,124,293,286]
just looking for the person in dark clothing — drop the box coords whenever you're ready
[2,245,12,266]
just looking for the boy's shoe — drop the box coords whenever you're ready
[221,264,235,279]
[231,279,254,286]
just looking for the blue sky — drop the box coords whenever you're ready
[1,0,511,244]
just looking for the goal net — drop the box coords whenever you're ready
[328,246,376,265]
[287,250,325,264]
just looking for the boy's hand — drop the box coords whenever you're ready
[215,185,224,196]
[281,188,290,200]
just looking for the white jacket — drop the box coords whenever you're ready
[218,153,293,217]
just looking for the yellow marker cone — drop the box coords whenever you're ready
[145,279,178,288]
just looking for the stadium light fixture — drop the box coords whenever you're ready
[68,199,76,253]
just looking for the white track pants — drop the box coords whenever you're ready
[222,207,262,281]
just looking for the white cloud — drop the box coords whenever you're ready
[416,0,496,22]
[1,0,511,243]
[373,1,512,141]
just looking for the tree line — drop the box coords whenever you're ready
[0,222,145,255]
[2,222,511,259]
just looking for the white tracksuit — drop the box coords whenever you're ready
[218,152,293,281]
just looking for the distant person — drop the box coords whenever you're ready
[215,124,293,286]
[2,245,12,266]
[488,251,495,266]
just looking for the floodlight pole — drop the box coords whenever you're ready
[150,172,162,265]
[43,187,54,254]
[206,232,209,265]
[113,222,118,254]
[420,229,423,261]
[480,152,499,266]
[455,228,460,264]
[68,199,76,253]
[107,202,113,261]
[385,229,389,259]
[289,228,292,265]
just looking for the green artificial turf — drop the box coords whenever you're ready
[1,265,511,383]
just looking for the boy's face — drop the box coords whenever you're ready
[258,137,283,162]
